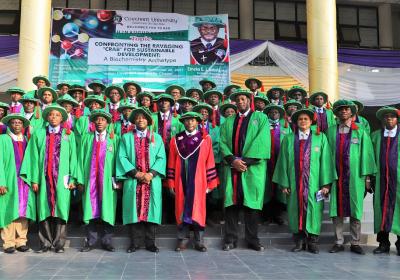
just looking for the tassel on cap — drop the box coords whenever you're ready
[251,94,255,112]
[306,98,309,108]
[152,101,157,112]
[283,95,287,105]
[173,105,177,117]
[103,95,107,101]
[326,96,331,109]
[397,109,400,117]
[63,122,71,135]
[260,85,265,92]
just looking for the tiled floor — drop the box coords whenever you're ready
[1,245,400,280]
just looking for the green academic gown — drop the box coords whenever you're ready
[325,125,376,220]
[77,133,119,225]
[357,115,371,134]
[116,132,166,225]
[264,122,291,204]
[20,127,78,222]
[272,132,336,235]
[220,112,271,210]
[0,135,36,228]
[371,129,400,235]
[151,113,184,139]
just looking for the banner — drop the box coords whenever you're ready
[49,9,230,92]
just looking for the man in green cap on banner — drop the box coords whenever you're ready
[273,108,336,254]
[220,89,270,251]
[0,114,35,254]
[20,105,78,253]
[78,109,119,253]
[167,112,219,252]
[190,16,227,65]
[262,104,291,225]
[325,100,376,255]
[116,107,166,253]
[371,106,400,255]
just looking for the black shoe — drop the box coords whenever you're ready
[291,242,306,252]
[373,245,390,255]
[126,245,139,253]
[329,244,344,253]
[80,243,93,252]
[308,243,319,254]
[4,247,16,254]
[55,247,65,253]
[16,245,30,252]
[194,244,207,252]
[145,244,159,253]
[175,241,187,252]
[36,246,50,254]
[247,243,265,252]
[350,245,365,255]
[222,243,236,251]
[102,244,115,252]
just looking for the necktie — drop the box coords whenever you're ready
[206,43,212,50]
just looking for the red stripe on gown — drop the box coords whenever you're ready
[298,140,305,231]
[232,115,244,204]
[381,137,391,231]
[47,133,56,216]
[338,134,345,217]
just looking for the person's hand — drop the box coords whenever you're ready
[68,183,76,190]
[77,184,84,192]
[135,171,145,181]
[320,187,330,196]
[206,188,211,194]
[142,173,153,184]
[0,186,7,195]
[115,182,123,190]
[232,159,247,172]
[282,188,291,195]
[365,176,372,190]
[32,183,39,192]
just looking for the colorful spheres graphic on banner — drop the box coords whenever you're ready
[52,9,114,59]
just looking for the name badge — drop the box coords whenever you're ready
[351,138,359,144]
[252,120,258,126]
[108,145,113,152]
[178,136,183,140]
[314,146,320,152]
[63,135,69,141]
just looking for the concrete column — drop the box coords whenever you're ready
[239,0,253,40]
[18,0,52,90]
[91,0,105,9]
[378,3,393,49]
[306,0,338,101]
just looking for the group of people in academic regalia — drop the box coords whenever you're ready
[0,75,400,257]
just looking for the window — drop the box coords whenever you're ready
[254,1,306,42]
[338,5,379,48]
